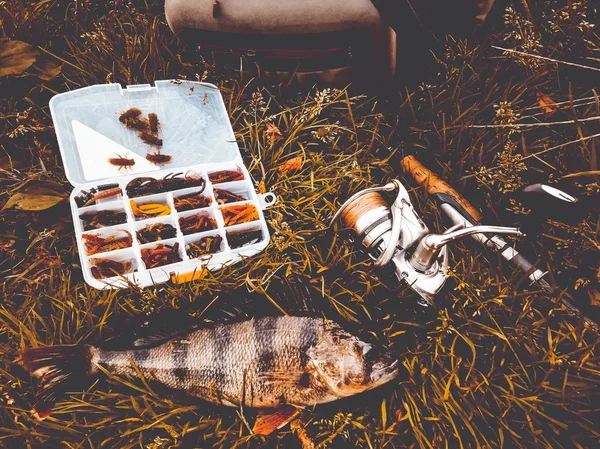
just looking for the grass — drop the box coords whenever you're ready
[1,0,599,448]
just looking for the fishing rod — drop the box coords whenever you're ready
[330,156,598,329]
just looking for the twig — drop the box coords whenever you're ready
[520,100,599,120]
[521,94,599,112]
[561,170,600,179]
[519,0,533,21]
[518,132,600,161]
[492,46,600,73]
[467,115,600,128]
[37,46,92,76]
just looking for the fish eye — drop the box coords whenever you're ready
[363,344,379,363]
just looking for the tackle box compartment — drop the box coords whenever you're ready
[50,80,275,289]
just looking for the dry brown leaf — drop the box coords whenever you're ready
[2,179,66,211]
[536,92,559,119]
[591,269,600,307]
[31,60,62,80]
[395,409,404,421]
[0,39,39,77]
[258,179,267,194]
[589,287,600,308]
[280,155,303,174]
[264,122,283,147]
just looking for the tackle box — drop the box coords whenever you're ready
[50,80,276,289]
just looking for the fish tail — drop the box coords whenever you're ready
[21,344,97,420]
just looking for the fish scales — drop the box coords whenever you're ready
[95,317,327,407]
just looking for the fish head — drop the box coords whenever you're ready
[308,322,399,398]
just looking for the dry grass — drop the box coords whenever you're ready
[1,0,600,448]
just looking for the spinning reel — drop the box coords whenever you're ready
[331,180,523,304]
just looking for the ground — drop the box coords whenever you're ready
[0,1,599,448]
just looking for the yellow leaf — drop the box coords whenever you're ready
[258,179,266,194]
[589,270,600,307]
[0,39,39,77]
[264,122,283,147]
[280,155,303,174]
[536,92,559,119]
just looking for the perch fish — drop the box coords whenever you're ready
[22,316,399,433]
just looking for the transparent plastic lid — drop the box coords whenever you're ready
[49,80,240,186]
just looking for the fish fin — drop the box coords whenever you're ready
[21,344,93,420]
[99,309,202,350]
[258,370,309,389]
[131,327,199,348]
[267,278,320,314]
[253,406,299,435]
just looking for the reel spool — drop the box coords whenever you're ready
[336,191,392,260]
[331,181,429,267]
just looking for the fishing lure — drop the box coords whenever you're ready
[126,173,205,198]
[108,155,135,172]
[136,223,177,244]
[227,229,263,248]
[119,108,149,130]
[80,188,123,208]
[82,230,132,256]
[174,192,211,212]
[146,152,171,166]
[130,200,170,220]
[179,213,217,235]
[79,210,127,231]
[208,169,244,184]
[90,258,132,279]
[139,130,163,147]
[141,243,182,268]
[187,235,223,257]
[214,188,246,205]
[148,112,159,133]
[221,203,258,226]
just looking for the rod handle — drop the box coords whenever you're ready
[400,155,483,223]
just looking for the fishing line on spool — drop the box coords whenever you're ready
[331,181,417,266]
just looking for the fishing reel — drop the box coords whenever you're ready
[331,180,524,304]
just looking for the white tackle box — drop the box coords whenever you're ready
[50,80,276,289]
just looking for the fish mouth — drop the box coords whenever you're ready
[369,358,400,387]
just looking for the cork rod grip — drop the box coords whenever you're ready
[400,155,483,222]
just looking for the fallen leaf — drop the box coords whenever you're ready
[591,269,600,308]
[264,122,283,147]
[2,179,66,211]
[258,179,267,194]
[0,39,39,77]
[589,286,600,308]
[395,409,404,421]
[0,237,15,253]
[280,155,303,174]
[536,92,559,119]
[31,60,62,80]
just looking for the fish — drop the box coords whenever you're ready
[22,316,399,433]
